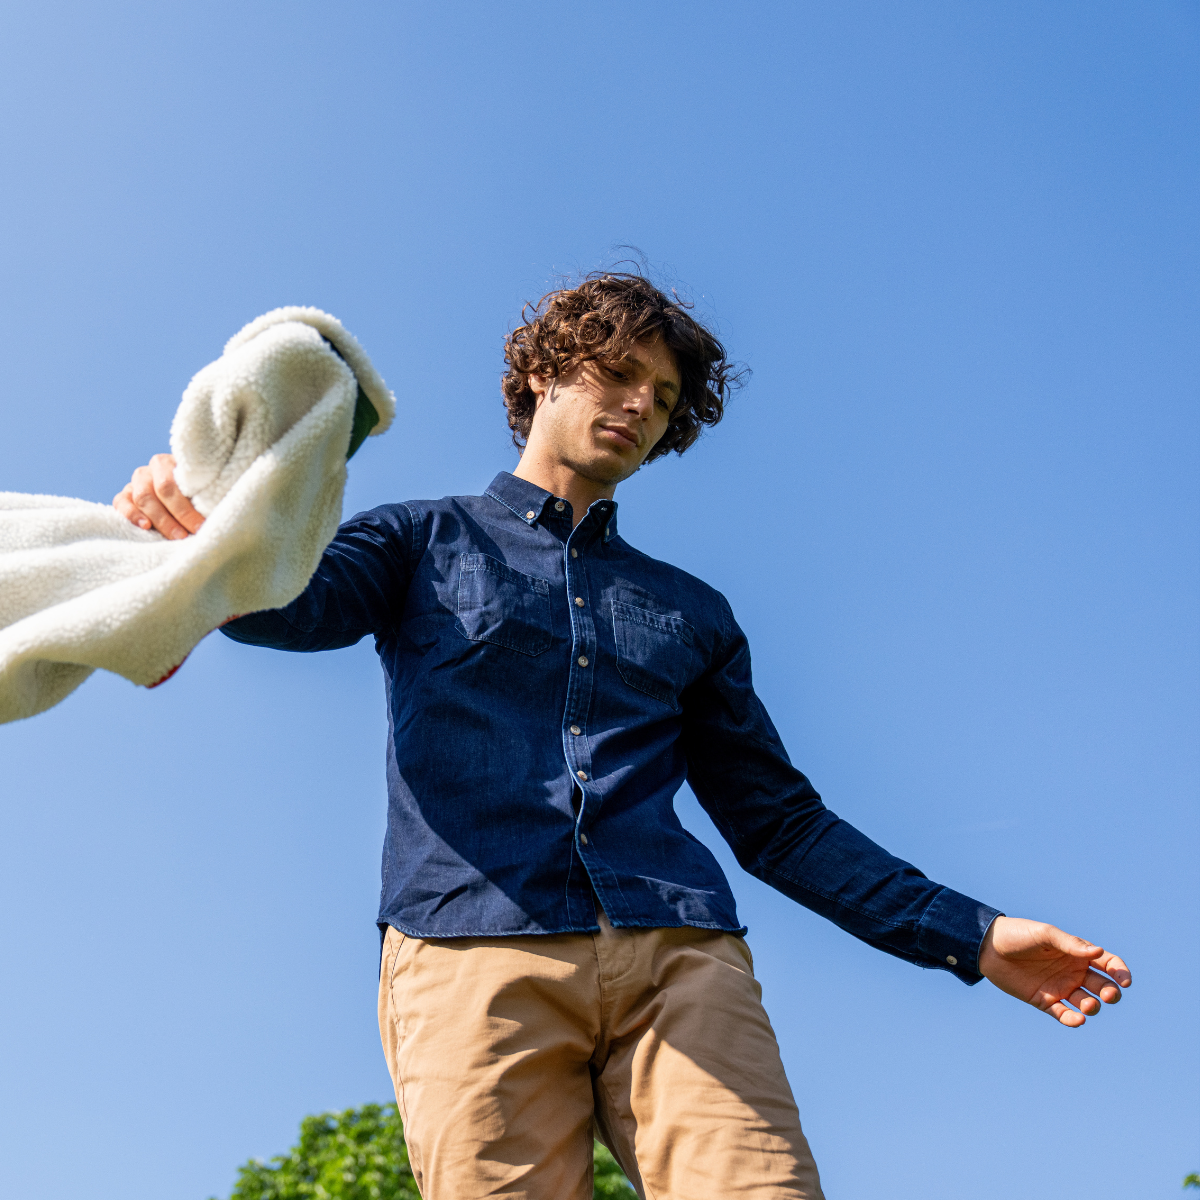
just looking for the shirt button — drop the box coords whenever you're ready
[569,725,581,735]
[525,510,536,520]
[554,500,565,511]
[946,955,958,966]
[575,597,585,607]
[576,770,587,781]
[577,655,589,667]
[570,548,579,558]
[580,833,589,845]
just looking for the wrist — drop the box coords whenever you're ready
[977,913,1008,977]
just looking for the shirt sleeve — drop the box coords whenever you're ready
[681,595,1001,985]
[220,503,418,653]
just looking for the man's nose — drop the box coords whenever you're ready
[624,384,655,418]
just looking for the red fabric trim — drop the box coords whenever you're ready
[147,656,188,688]
[144,616,242,689]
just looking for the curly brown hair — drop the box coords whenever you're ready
[502,272,745,463]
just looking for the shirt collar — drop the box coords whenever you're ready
[484,471,619,541]
[484,471,553,526]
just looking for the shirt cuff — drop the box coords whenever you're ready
[916,887,1003,985]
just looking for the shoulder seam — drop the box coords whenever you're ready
[401,500,425,573]
[717,591,733,658]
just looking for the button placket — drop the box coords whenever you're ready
[562,522,599,837]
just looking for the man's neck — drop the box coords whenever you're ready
[512,455,617,529]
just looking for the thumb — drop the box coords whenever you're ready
[1046,926,1103,959]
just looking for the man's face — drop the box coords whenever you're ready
[526,337,681,488]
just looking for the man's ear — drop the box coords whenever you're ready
[528,373,550,400]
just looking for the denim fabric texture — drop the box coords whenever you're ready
[223,472,999,983]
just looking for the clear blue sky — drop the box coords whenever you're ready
[1,3,1196,1197]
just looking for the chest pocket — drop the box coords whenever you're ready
[457,553,553,656]
[612,600,695,712]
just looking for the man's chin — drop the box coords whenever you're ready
[573,452,640,487]
[585,448,643,480]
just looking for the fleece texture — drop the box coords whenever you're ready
[0,307,395,724]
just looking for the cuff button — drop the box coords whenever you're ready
[946,955,958,966]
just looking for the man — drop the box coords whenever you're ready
[115,273,1131,1200]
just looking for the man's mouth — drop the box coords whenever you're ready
[599,425,639,449]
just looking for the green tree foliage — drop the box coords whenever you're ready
[592,1140,637,1197]
[1184,1172,1200,1190]
[213,1104,417,1200]
[210,1103,635,1199]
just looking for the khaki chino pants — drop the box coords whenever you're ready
[378,910,824,1199]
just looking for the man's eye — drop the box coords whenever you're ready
[655,396,669,410]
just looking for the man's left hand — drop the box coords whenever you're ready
[978,916,1131,1027]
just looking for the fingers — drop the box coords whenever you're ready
[130,465,186,538]
[1048,966,1127,1025]
[1042,926,1133,992]
[149,454,205,534]
[1043,928,1132,1001]
[128,454,202,539]
[112,484,153,531]
[1043,1000,1087,1028]
[1083,967,1123,1005]
[1091,950,1132,989]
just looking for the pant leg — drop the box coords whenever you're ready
[377,924,602,1200]
[590,917,825,1200]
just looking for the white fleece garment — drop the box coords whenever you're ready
[0,307,395,724]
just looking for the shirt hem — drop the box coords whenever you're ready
[377,916,748,939]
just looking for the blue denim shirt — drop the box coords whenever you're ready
[223,472,999,983]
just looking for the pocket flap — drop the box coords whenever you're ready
[457,554,553,656]
[612,600,694,710]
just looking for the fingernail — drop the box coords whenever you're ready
[138,519,151,529]
[171,529,187,540]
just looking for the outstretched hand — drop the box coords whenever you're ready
[978,916,1131,1027]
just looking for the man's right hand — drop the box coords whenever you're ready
[112,453,205,540]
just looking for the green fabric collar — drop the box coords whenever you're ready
[319,334,380,460]
[346,385,380,460]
